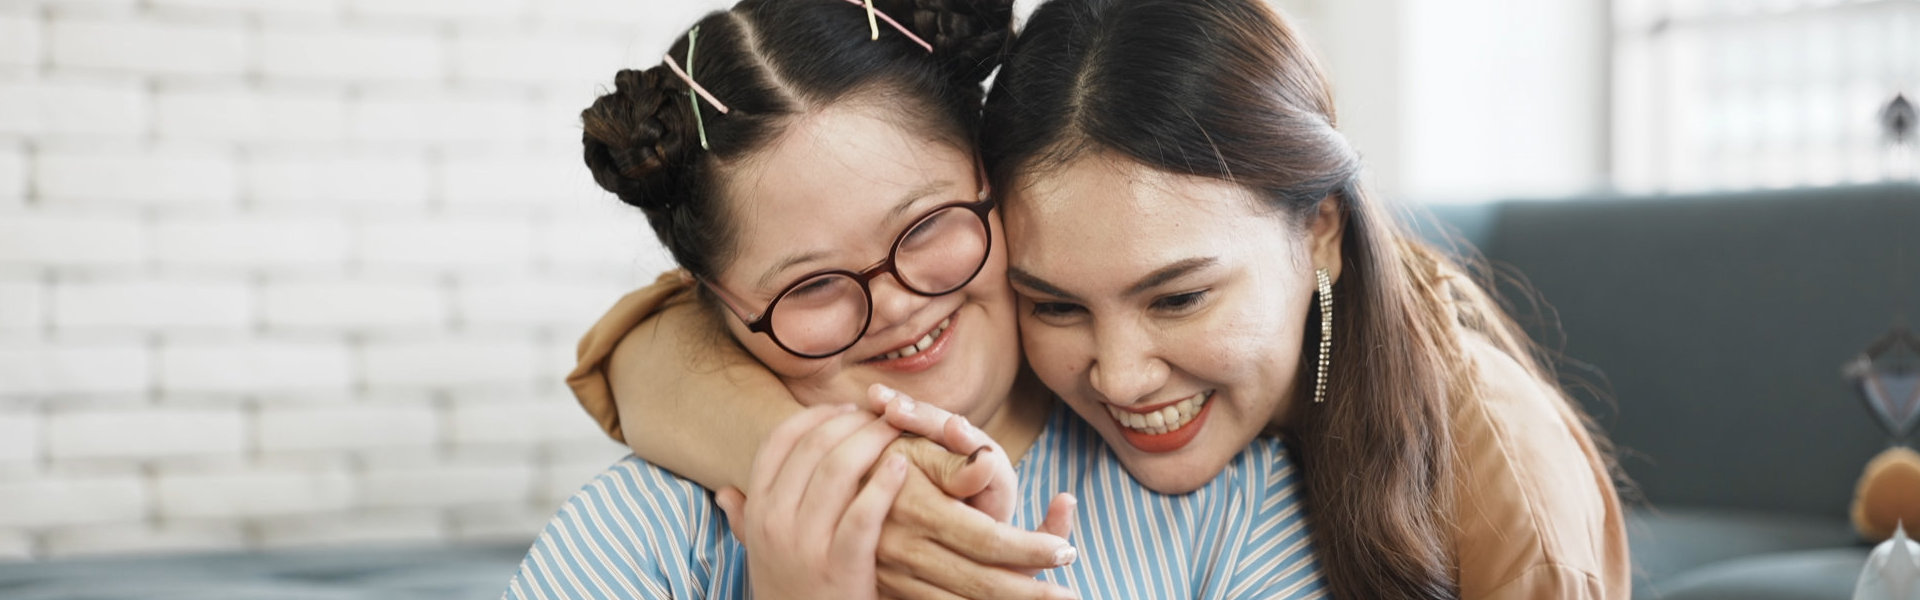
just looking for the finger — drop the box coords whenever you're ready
[882,539,1079,600]
[1037,493,1077,540]
[872,384,990,453]
[763,409,878,523]
[1015,493,1079,576]
[714,486,747,544]
[829,454,908,568]
[954,446,1019,522]
[877,570,969,600]
[795,417,905,534]
[887,437,994,501]
[919,507,1075,571]
[751,403,859,498]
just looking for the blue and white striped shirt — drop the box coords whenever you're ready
[504,405,1325,599]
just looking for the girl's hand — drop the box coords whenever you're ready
[714,404,910,600]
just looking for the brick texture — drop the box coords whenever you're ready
[0,0,715,561]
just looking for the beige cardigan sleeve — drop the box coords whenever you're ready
[564,270,696,445]
[1450,335,1634,600]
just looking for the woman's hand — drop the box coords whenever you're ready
[864,385,1082,600]
[714,403,911,600]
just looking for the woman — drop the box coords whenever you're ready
[505,0,1324,598]
[587,0,1632,598]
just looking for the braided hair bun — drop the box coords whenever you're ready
[580,66,696,213]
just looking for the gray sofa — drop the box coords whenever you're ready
[1426,182,1920,599]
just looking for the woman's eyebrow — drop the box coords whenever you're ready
[1008,267,1080,301]
[1126,257,1217,296]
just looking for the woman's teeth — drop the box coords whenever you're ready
[1108,391,1211,435]
[877,317,951,361]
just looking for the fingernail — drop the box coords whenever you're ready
[872,384,897,402]
[1051,545,1077,566]
[897,394,915,414]
[964,446,990,465]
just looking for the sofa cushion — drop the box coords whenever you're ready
[1649,547,1868,600]
[1628,505,1860,595]
[1479,183,1920,515]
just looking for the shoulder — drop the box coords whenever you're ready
[1448,334,1630,598]
[504,455,734,600]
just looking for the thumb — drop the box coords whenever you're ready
[1038,493,1077,541]
[714,486,747,543]
[892,438,989,499]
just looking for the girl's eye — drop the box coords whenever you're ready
[1152,290,1208,312]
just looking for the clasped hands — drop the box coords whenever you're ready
[714,384,1080,600]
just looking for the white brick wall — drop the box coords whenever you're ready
[0,79,148,137]
[52,279,252,330]
[47,408,246,459]
[155,464,355,518]
[0,475,147,528]
[159,340,355,393]
[42,521,246,558]
[0,213,147,268]
[254,404,438,451]
[0,14,40,69]
[0,280,44,332]
[1,144,30,204]
[361,461,534,508]
[49,18,249,76]
[0,341,150,396]
[0,0,710,562]
[261,279,444,330]
[37,148,237,206]
[257,26,444,82]
[0,412,40,464]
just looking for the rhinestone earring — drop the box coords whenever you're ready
[1313,267,1333,404]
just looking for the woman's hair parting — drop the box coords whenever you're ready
[580,0,1014,280]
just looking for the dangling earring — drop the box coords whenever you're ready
[1313,267,1333,404]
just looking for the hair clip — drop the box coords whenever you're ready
[664,26,730,151]
[845,0,933,53]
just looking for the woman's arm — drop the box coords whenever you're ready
[606,296,796,490]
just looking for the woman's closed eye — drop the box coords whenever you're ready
[1028,300,1087,322]
[1150,290,1209,314]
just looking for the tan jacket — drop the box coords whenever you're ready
[567,272,1633,599]
[1450,334,1632,599]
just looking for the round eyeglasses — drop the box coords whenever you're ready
[704,198,995,359]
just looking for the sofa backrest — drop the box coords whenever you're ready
[1447,183,1918,516]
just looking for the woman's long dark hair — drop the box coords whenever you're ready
[579,0,1012,280]
[983,1,1612,597]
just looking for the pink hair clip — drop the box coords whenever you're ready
[845,0,933,53]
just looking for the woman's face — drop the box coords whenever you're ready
[710,101,1022,426]
[1004,152,1339,493]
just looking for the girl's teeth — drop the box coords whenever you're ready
[878,318,952,361]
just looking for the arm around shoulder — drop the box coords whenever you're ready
[567,270,801,491]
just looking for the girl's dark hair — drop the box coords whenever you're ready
[983,0,1615,598]
[581,0,1013,280]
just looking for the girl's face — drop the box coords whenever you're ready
[1004,153,1341,493]
[710,101,1022,427]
